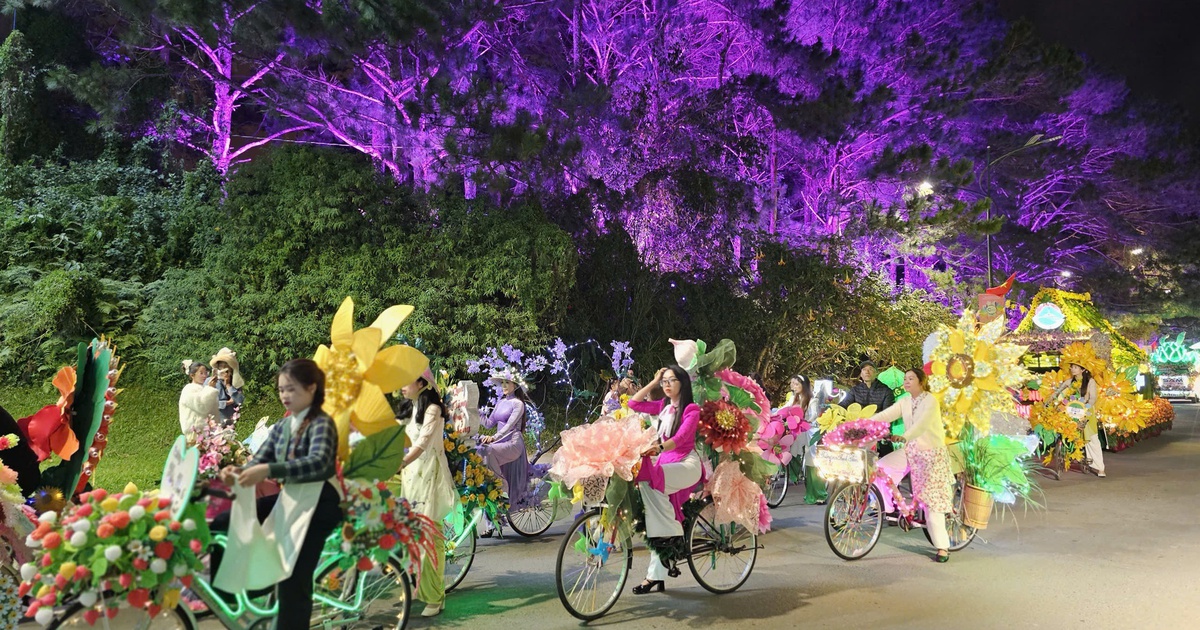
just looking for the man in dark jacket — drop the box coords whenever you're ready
[842,361,895,411]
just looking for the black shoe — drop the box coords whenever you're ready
[480,528,495,539]
[667,565,681,578]
[632,580,665,594]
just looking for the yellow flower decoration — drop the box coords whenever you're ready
[314,296,430,459]
[817,403,877,433]
[1059,342,1108,382]
[928,310,1032,436]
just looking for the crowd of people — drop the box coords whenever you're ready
[170,339,1111,624]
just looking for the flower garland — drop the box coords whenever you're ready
[443,429,507,521]
[186,418,249,483]
[19,484,210,626]
[927,310,1032,437]
[823,419,892,449]
[697,400,751,454]
[334,478,439,575]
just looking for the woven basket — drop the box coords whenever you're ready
[962,483,994,529]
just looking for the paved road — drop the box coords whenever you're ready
[413,403,1200,630]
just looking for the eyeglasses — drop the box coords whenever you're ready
[660,378,679,385]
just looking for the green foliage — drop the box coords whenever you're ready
[0,155,218,382]
[0,30,38,162]
[744,238,954,392]
[135,147,576,392]
[343,425,406,481]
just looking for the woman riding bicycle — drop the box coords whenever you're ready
[1052,362,1106,478]
[627,365,703,594]
[477,369,533,536]
[867,368,955,563]
[211,358,344,627]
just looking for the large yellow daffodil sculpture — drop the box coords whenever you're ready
[927,309,1032,437]
[315,297,430,459]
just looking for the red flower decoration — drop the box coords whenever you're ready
[698,400,751,454]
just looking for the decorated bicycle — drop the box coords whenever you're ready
[18,298,442,629]
[549,338,768,621]
[817,311,1041,561]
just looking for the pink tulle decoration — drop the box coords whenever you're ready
[549,415,659,487]
[715,369,772,427]
[823,418,892,448]
[705,460,768,534]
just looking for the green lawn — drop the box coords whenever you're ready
[1,384,277,491]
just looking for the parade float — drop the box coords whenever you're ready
[1148,333,1199,402]
[1012,289,1172,456]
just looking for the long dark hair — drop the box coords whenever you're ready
[412,377,447,425]
[664,364,694,433]
[278,358,327,436]
[1074,366,1092,397]
[504,383,532,432]
[790,374,812,410]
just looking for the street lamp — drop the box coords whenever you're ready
[1060,270,1072,278]
[1131,248,1145,255]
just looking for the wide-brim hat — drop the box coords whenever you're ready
[487,368,531,392]
[209,347,245,389]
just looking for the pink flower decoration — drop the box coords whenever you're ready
[715,369,772,427]
[549,416,659,487]
[756,419,795,466]
[823,419,892,449]
[772,406,811,434]
[706,460,771,534]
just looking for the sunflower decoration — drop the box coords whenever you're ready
[1094,372,1152,434]
[697,400,751,454]
[1059,342,1107,383]
[816,403,878,434]
[927,310,1032,437]
[314,297,430,459]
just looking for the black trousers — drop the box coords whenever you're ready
[210,482,343,629]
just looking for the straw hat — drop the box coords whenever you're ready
[209,348,245,389]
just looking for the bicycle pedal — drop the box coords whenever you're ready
[667,566,681,578]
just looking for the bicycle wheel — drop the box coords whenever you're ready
[686,513,758,594]
[507,481,555,537]
[443,507,478,593]
[555,508,631,621]
[765,469,788,508]
[50,597,194,629]
[313,556,412,630]
[824,483,883,560]
[923,477,978,552]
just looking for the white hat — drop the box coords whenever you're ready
[486,367,531,392]
[209,348,245,389]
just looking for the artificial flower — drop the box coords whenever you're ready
[755,419,795,466]
[698,400,752,454]
[823,418,892,449]
[548,416,658,487]
[314,297,429,459]
[927,310,1032,436]
[816,403,877,434]
[18,366,78,461]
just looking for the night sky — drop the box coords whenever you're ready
[998,0,1200,122]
